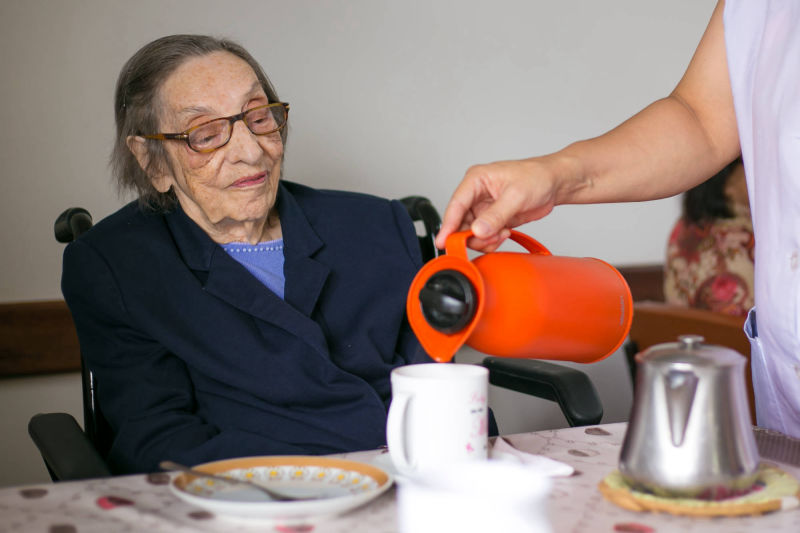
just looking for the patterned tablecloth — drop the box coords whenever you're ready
[2,422,799,533]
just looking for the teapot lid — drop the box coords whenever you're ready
[636,334,745,367]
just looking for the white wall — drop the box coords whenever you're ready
[0,0,715,485]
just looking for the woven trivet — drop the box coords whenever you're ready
[599,465,800,517]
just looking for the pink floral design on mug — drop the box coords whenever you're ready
[467,390,488,455]
[386,363,489,475]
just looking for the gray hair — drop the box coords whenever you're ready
[111,34,286,211]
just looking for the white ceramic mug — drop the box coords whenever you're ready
[386,363,489,475]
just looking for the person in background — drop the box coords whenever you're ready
[436,0,800,437]
[62,34,432,474]
[664,157,754,316]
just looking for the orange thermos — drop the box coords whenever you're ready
[407,230,633,363]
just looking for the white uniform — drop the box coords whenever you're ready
[724,0,800,437]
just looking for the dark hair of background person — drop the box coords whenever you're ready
[111,34,287,212]
[682,157,743,225]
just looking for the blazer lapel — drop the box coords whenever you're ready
[165,185,331,354]
[278,186,330,317]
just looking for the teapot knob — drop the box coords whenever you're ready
[418,270,477,334]
[677,334,705,350]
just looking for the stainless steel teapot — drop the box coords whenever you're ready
[619,335,760,498]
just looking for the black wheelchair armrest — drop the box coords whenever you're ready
[28,413,111,481]
[481,357,603,427]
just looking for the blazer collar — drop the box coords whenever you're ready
[166,182,323,267]
[165,182,330,344]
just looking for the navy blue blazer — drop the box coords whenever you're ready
[62,181,432,474]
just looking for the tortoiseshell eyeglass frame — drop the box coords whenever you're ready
[143,102,290,153]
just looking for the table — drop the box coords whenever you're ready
[2,423,799,532]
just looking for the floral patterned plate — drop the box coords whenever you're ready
[169,455,393,522]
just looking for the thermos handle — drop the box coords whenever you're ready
[386,392,415,472]
[444,230,552,257]
[506,230,552,256]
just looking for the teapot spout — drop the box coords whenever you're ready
[664,369,699,447]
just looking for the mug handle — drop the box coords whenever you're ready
[386,392,415,472]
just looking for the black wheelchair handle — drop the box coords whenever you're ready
[55,207,93,243]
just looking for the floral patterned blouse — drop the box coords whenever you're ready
[663,204,755,317]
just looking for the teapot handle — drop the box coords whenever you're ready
[444,229,552,258]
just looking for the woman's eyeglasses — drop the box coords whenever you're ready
[143,102,289,153]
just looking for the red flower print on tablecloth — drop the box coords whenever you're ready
[96,495,134,509]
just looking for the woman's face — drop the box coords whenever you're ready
[150,51,283,241]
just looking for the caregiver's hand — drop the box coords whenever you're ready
[436,156,570,252]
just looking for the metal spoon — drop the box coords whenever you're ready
[159,460,316,502]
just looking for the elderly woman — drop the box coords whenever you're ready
[62,34,431,474]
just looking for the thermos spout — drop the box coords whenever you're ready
[418,270,478,334]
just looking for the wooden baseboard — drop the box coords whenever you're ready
[616,264,665,302]
[0,265,664,378]
[0,300,81,377]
